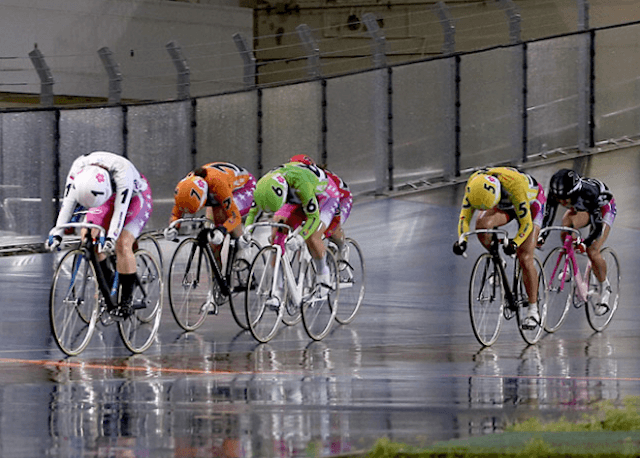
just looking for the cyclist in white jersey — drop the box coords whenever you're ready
[46,151,153,318]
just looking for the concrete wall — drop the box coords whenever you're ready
[0,0,253,101]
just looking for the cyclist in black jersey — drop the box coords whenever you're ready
[538,168,617,315]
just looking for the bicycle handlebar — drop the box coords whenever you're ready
[244,221,303,243]
[50,222,107,239]
[168,217,212,230]
[49,222,108,252]
[539,226,582,241]
[459,228,510,246]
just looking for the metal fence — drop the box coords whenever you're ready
[2,18,640,239]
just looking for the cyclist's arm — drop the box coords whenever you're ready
[541,194,558,230]
[169,204,184,225]
[295,181,322,240]
[107,170,135,240]
[506,185,534,247]
[244,202,260,227]
[457,196,474,241]
[52,173,81,236]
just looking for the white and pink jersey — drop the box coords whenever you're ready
[55,151,151,240]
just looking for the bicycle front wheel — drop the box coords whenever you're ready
[516,256,547,345]
[586,247,620,332]
[136,232,164,274]
[50,249,99,356]
[119,249,163,353]
[302,249,339,341]
[168,238,213,331]
[469,253,504,347]
[228,239,261,330]
[335,238,365,325]
[542,247,573,333]
[245,245,285,343]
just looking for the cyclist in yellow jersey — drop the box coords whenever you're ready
[453,167,547,330]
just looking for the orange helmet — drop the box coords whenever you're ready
[289,154,315,166]
[174,175,208,213]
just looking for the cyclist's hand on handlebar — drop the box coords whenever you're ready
[576,241,587,254]
[46,235,62,252]
[503,239,518,256]
[452,240,467,256]
[164,226,178,242]
[285,234,305,253]
[536,234,547,248]
[101,237,116,255]
[207,228,225,245]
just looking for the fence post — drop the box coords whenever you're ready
[233,33,257,89]
[577,0,592,152]
[98,47,122,104]
[295,24,324,164]
[28,47,54,107]
[363,13,390,193]
[434,2,457,178]
[166,41,190,100]
[496,0,525,164]
[296,24,321,78]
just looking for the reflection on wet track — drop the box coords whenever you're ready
[0,148,639,457]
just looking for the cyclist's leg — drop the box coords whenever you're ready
[474,209,510,250]
[516,226,540,306]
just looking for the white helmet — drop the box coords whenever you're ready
[74,165,113,208]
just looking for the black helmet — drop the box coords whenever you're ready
[549,168,581,199]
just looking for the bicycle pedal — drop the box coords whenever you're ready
[133,300,147,310]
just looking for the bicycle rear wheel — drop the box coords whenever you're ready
[50,249,99,356]
[542,247,573,333]
[245,245,285,343]
[334,238,365,325]
[469,253,504,347]
[168,238,213,331]
[302,250,339,341]
[586,247,620,332]
[119,249,163,353]
[228,239,261,330]
[516,256,547,345]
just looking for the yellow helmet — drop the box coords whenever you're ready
[466,173,501,210]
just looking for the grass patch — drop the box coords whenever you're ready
[358,397,640,457]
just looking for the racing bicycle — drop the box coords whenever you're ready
[540,226,620,333]
[166,217,260,332]
[460,228,548,346]
[244,222,339,342]
[49,222,163,356]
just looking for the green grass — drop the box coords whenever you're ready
[358,397,640,458]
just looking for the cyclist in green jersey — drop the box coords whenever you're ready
[245,162,340,290]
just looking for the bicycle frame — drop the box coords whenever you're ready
[245,222,309,308]
[541,226,591,302]
[168,217,234,297]
[462,229,518,310]
[50,222,116,308]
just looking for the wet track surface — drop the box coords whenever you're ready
[0,147,639,457]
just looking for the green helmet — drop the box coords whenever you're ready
[254,172,288,212]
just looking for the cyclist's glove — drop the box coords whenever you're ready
[46,235,62,252]
[503,239,518,256]
[207,227,226,245]
[452,240,467,256]
[285,234,305,253]
[101,237,116,255]
[164,226,179,242]
[536,233,547,247]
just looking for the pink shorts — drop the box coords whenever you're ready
[602,198,617,227]
[274,179,340,231]
[86,175,153,239]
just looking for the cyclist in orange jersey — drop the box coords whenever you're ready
[165,162,256,258]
